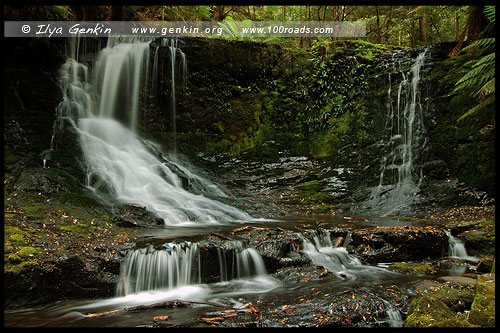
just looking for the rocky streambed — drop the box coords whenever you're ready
[4,207,495,327]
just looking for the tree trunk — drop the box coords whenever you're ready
[111,6,124,21]
[419,14,427,45]
[375,6,381,44]
[384,6,393,44]
[410,19,417,48]
[466,5,487,43]
[212,5,225,21]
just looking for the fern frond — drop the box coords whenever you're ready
[474,52,495,67]
[457,94,495,122]
[478,78,495,97]
[462,38,495,52]
[453,62,495,92]
[484,5,495,23]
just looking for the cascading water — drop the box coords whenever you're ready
[150,38,187,151]
[117,243,202,296]
[444,231,479,262]
[117,241,269,296]
[365,48,430,216]
[299,230,362,279]
[54,36,252,225]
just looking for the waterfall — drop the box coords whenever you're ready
[150,38,186,151]
[365,48,430,216]
[233,241,268,278]
[299,230,362,277]
[54,36,252,225]
[444,231,479,262]
[385,305,403,327]
[118,241,268,296]
[117,243,201,296]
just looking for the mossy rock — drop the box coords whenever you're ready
[425,283,475,312]
[296,179,333,204]
[388,262,436,275]
[403,296,476,327]
[15,167,82,195]
[58,223,97,238]
[469,273,495,327]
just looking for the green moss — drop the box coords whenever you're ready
[17,246,43,258]
[19,205,47,219]
[4,226,29,243]
[54,192,102,208]
[427,283,475,312]
[4,258,42,274]
[404,296,476,327]
[4,151,19,168]
[469,273,495,327]
[389,263,435,275]
[296,180,332,204]
[429,49,495,195]
[58,223,97,238]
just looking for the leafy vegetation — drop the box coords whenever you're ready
[453,5,495,121]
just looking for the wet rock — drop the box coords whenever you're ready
[4,255,118,309]
[388,262,436,275]
[422,160,449,180]
[469,273,495,327]
[437,276,477,286]
[448,220,480,236]
[404,296,476,327]
[476,255,495,273]
[15,167,82,195]
[349,226,448,263]
[114,204,165,228]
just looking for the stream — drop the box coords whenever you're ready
[4,214,478,328]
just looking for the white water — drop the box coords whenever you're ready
[117,241,270,297]
[366,49,430,216]
[444,231,479,262]
[55,37,253,225]
[298,230,397,282]
[117,243,202,296]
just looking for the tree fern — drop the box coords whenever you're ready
[453,6,495,121]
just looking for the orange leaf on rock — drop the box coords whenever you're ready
[248,303,260,314]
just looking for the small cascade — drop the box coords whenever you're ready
[365,48,431,216]
[385,306,403,327]
[118,240,268,296]
[299,230,362,277]
[117,243,201,296]
[233,241,268,278]
[52,36,252,225]
[444,231,479,262]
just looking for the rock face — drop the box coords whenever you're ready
[4,255,120,308]
[348,226,448,263]
[469,273,496,327]
[403,272,495,328]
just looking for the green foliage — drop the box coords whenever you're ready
[303,43,369,132]
[453,6,495,121]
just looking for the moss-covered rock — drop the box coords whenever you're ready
[388,262,436,275]
[404,296,476,327]
[469,273,495,327]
